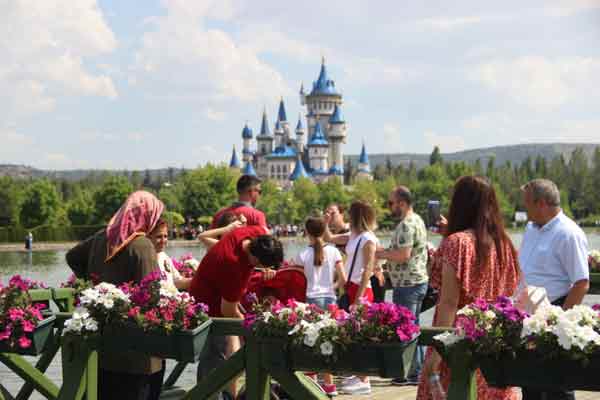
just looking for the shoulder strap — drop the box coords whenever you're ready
[346,237,363,288]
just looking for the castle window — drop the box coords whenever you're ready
[282,165,287,173]
[277,165,281,173]
[271,165,275,175]
[261,145,266,154]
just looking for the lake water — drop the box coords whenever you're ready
[1,230,599,398]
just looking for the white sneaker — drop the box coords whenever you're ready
[340,380,371,395]
[341,375,359,386]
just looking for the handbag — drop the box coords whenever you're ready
[337,237,363,311]
[421,285,439,312]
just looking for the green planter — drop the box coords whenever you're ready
[0,315,56,356]
[589,273,600,294]
[102,319,212,362]
[260,338,417,378]
[480,352,600,391]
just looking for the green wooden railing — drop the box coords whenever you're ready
[2,288,477,400]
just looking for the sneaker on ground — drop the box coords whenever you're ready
[322,384,338,396]
[391,377,419,386]
[339,381,371,395]
[341,375,359,386]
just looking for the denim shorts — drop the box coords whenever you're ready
[306,296,336,310]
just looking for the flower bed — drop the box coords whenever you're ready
[63,271,210,361]
[245,298,419,378]
[434,297,600,390]
[0,275,55,355]
[171,253,200,278]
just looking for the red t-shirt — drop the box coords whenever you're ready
[211,203,267,230]
[190,225,267,317]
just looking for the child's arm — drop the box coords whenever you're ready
[334,260,346,289]
[198,221,244,248]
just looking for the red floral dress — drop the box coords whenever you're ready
[416,230,521,400]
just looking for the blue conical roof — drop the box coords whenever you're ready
[242,123,253,139]
[328,163,344,176]
[308,121,328,146]
[229,146,241,168]
[329,104,344,124]
[274,119,283,132]
[310,58,339,96]
[296,115,304,131]
[290,157,310,180]
[359,143,369,164]
[258,110,271,137]
[242,161,257,176]
[278,98,287,122]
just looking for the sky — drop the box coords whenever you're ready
[1,0,600,170]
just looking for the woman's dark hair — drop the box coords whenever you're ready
[216,211,237,228]
[305,217,326,266]
[237,175,262,194]
[249,235,284,268]
[446,176,517,268]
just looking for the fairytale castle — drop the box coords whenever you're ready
[228,59,372,186]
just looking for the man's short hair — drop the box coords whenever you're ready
[521,179,561,207]
[249,235,284,268]
[392,186,412,206]
[237,175,262,194]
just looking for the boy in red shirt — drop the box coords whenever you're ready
[191,225,283,398]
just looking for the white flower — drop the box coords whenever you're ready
[590,250,600,263]
[84,318,99,332]
[484,310,496,320]
[456,306,474,317]
[184,258,200,270]
[263,312,273,323]
[434,331,464,348]
[320,341,334,356]
[159,280,179,298]
[303,327,319,347]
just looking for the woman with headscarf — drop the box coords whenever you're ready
[66,190,165,400]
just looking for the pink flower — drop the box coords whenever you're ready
[0,327,12,340]
[22,320,36,333]
[18,336,32,349]
[8,308,25,321]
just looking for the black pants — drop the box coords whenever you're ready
[521,295,575,400]
[371,275,385,303]
[98,369,152,400]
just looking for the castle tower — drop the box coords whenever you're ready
[307,121,329,181]
[241,123,253,163]
[356,142,373,181]
[303,58,343,139]
[229,146,241,170]
[289,155,310,182]
[295,114,305,154]
[327,104,346,173]
[256,108,273,156]
[274,120,284,148]
[242,160,257,177]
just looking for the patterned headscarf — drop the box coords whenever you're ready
[105,191,164,262]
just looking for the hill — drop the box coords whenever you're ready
[1,143,598,180]
[344,143,600,169]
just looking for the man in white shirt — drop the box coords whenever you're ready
[519,179,589,400]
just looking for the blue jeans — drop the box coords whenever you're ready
[306,296,336,310]
[392,282,428,380]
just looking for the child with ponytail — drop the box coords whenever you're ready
[291,216,346,396]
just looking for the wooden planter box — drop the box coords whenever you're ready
[479,352,600,391]
[0,315,56,356]
[260,338,417,378]
[102,319,212,362]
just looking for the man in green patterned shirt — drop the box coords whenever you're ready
[376,186,428,385]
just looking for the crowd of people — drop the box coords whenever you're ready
[66,174,590,400]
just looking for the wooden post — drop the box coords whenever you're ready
[243,336,270,400]
[57,337,95,400]
[0,353,59,400]
[183,349,245,400]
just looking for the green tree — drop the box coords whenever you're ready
[158,185,183,214]
[93,176,134,223]
[19,179,61,228]
[180,165,238,219]
[0,177,22,226]
[567,147,589,218]
[413,164,452,217]
[429,146,443,165]
[291,178,320,219]
[67,189,95,225]
[317,177,351,211]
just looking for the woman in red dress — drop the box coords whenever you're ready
[417,176,521,400]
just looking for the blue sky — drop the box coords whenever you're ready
[1,0,600,170]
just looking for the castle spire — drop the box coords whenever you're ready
[277,98,287,122]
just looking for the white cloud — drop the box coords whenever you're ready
[205,108,226,121]
[415,16,484,31]
[0,0,118,118]
[424,130,466,153]
[544,0,600,17]
[471,56,600,109]
[382,123,405,153]
[131,0,290,104]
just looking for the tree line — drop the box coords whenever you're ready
[1,146,599,233]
